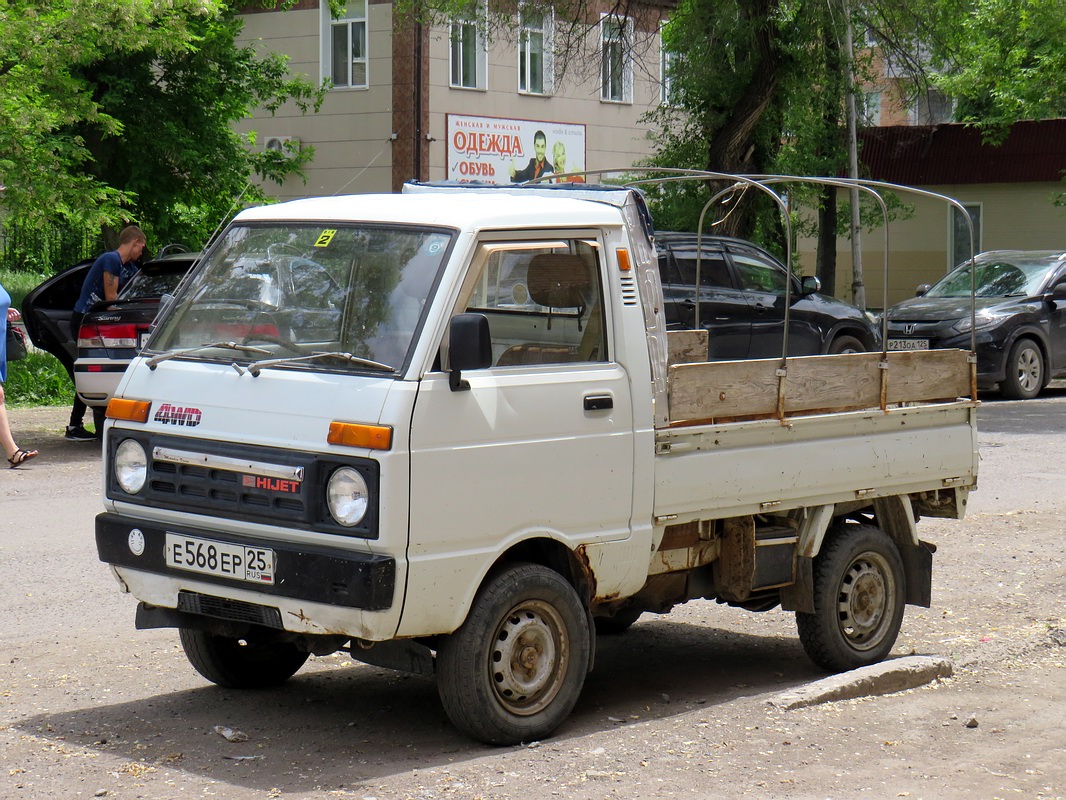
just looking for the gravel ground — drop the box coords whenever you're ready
[1,403,1063,800]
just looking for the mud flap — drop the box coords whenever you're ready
[902,541,935,608]
[779,556,815,614]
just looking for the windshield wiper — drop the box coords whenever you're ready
[248,351,394,377]
[146,341,272,370]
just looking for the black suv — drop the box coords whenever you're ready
[655,232,880,359]
[885,250,1066,399]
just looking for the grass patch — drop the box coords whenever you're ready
[3,267,74,408]
[5,351,73,408]
[1,267,51,311]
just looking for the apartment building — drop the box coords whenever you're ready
[237,1,674,198]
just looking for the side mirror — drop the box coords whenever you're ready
[800,275,821,296]
[915,284,931,297]
[1051,282,1066,300]
[448,313,492,391]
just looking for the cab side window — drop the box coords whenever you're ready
[463,240,606,366]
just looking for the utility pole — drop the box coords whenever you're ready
[843,5,866,309]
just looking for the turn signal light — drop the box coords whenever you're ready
[328,421,393,451]
[616,248,632,271]
[106,398,152,423]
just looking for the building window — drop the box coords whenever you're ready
[519,6,553,95]
[660,23,679,106]
[450,2,488,90]
[911,89,954,125]
[325,1,368,89]
[951,204,982,268]
[600,14,632,103]
[860,90,882,126]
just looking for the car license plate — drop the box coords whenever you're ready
[138,332,149,350]
[165,533,275,584]
[887,338,930,351]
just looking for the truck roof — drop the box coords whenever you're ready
[235,191,626,231]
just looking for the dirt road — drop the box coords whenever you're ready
[1,403,1063,799]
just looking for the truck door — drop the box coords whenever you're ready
[403,237,635,631]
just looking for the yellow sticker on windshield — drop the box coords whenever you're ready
[314,229,337,248]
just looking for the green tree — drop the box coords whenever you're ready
[0,0,324,249]
[868,0,1066,135]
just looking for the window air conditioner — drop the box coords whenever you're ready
[264,135,300,152]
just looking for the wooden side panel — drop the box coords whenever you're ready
[667,349,972,424]
[669,358,780,420]
[886,349,970,403]
[780,353,882,414]
[667,330,709,364]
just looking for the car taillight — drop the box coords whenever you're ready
[78,322,145,349]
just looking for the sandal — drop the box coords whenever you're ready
[7,448,38,468]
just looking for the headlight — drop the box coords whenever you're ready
[327,467,369,527]
[953,311,1011,334]
[115,439,148,494]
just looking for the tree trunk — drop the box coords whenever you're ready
[703,0,783,239]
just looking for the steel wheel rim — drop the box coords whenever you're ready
[1016,347,1041,393]
[836,551,897,651]
[490,599,569,716]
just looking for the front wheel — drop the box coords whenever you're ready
[436,563,591,745]
[796,524,905,671]
[1000,338,1044,399]
[828,334,866,354]
[179,628,309,689]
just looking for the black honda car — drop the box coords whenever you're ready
[654,232,880,359]
[885,250,1066,399]
[22,249,199,408]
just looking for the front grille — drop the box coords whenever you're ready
[178,590,283,629]
[108,432,380,538]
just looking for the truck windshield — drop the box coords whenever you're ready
[148,223,454,373]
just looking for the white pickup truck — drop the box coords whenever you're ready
[96,180,978,745]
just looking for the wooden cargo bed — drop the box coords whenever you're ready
[665,330,976,427]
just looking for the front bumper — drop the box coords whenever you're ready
[96,512,395,610]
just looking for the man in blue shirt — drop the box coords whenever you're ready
[65,225,147,441]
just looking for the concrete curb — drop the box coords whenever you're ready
[768,655,954,710]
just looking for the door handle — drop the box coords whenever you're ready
[584,394,613,411]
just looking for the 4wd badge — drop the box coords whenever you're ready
[154,403,202,427]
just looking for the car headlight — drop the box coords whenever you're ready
[953,311,1011,334]
[114,439,148,494]
[327,467,369,527]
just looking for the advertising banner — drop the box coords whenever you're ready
[445,114,587,184]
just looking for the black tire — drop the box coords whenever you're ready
[796,524,905,672]
[1000,338,1044,400]
[179,628,309,689]
[828,334,865,354]
[594,609,643,635]
[436,563,591,745]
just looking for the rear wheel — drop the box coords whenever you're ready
[436,563,590,745]
[796,524,905,671]
[828,334,865,354]
[179,628,309,689]
[1000,338,1044,399]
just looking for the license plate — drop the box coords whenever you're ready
[887,338,930,351]
[138,332,149,350]
[165,533,275,584]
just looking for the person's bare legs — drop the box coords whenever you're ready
[0,384,35,462]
